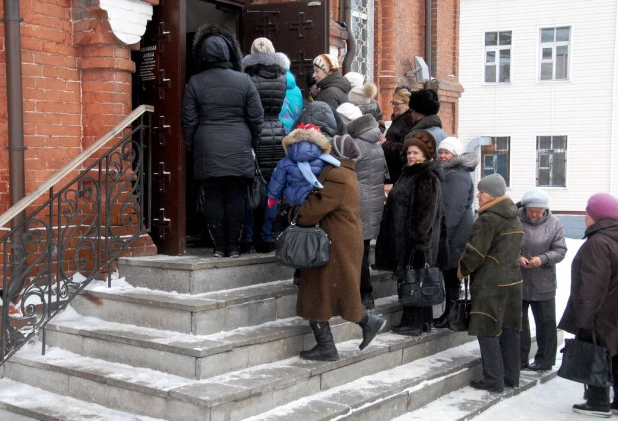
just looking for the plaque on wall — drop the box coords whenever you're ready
[138,45,159,83]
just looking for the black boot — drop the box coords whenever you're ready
[434,286,461,328]
[423,306,433,333]
[207,220,226,257]
[300,321,338,361]
[392,306,422,336]
[227,218,244,258]
[358,311,386,351]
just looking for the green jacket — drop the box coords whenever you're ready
[459,196,524,337]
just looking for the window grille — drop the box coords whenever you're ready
[350,0,374,81]
[536,136,567,186]
[481,137,511,186]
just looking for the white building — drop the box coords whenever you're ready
[458,0,618,228]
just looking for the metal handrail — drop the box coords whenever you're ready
[0,104,154,229]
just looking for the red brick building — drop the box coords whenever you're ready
[0,0,461,256]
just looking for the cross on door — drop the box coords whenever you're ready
[290,50,314,77]
[289,12,313,39]
[255,14,279,38]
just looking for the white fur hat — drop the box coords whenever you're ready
[313,54,340,73]
[438,136,464,157]
[348,82,377,105]
[336,102,363,124]
[251,37,275,54]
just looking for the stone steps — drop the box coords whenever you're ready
[0,378,165,421]
[3,326,477,421]
[70,270,393,335]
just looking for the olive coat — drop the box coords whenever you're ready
[558,219,618,356]
[295,160,365,323]
[458,196,524,337]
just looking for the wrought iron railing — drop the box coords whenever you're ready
[0,105,153,366]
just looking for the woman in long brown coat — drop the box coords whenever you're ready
[294,135,385,361]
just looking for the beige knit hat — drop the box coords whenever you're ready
[250,37,275,54]
[313,54,340,73]
[348,82,377,105]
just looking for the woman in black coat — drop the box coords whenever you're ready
[375,129,448,336]
[182,25,264,258]
[241,37,287,253]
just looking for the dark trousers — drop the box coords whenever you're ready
[585,349,618,405]
[478,328,521,388]
[521,298,557,367]
[360,239,372,295]
[202,177,248,250]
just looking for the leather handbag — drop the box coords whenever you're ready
[275,209,331,269]
[246,150,266,210]
[557,332,613,387]
[447,277,471,332]
[397,251,444,307]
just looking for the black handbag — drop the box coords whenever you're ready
[275,209,331,269]
[557,332,613,387]
[447,277,471,332]
[397,251,445,307]
[246,150,266,210]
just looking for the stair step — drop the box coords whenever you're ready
[118,253,295,294]
[393,369,559,421]
[6,327,476,421]
[45,297,402,379]
[72,271,393,335]
[0,378,165,421]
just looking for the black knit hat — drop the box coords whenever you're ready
[408,89,440,116]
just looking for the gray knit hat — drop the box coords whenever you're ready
[477,173,506,198]
[521,188,550,209]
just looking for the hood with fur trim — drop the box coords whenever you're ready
[441,151,478,174]
[192,24,243,72]
[345,114,379,142]
[242,52,289,70]
[282,127,331,156]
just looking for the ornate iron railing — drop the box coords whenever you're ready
[0,105,153,366]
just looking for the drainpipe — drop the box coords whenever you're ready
[341,0,356,74]
[3,0,26,302]
[424,0,432,89]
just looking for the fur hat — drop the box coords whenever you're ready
[250,37,275,54]
[344,72,365,88]
[313,54,340,74]
[586,193,618,222]
[408,89,440,116]
[402,130,438,160]
[332,134,360,160]
[477,173,506,198]
[438,137,464,157]
[348,82,378,105]
[521,188,550,209]
[277,52,291,69]
[336,103,363,124]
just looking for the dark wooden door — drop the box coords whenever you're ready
[133,0,187,255]
[243,1,329,88]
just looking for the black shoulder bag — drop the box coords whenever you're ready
[397,251,445,307]
[557,331,613,387]
[246,149,266,210]
[447,276,471,332]
[275,208,331,269]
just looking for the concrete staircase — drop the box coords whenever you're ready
[0,252,550,421]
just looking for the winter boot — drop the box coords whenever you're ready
[434,286,461,328]
[392,306,422,336]
[422,306,433,333]
[358,311,386,351]
[300,321,339,361]
[611,386,618,414]
[207,220,226,257]
[227,218,244,258]
[361,294,375,310]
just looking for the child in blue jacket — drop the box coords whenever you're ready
[267,123,340,209]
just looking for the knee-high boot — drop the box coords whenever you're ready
[357,311,386,351]
[300,321,338,361]
[226,217,244,258]
[434,286,461,329]
[207,220,226,257]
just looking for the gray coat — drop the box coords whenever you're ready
[344,114,385,239]
[519,208,567,301]
[441,152,477,269]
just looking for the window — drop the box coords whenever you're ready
[539,27,570,80]
[484,31,511,83]
[481,137,510,186]
[537,136,567,187]
[350,0,374,80]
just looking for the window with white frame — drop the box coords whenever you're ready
[350,0,374,81]
[539,27,570,81]
[484,31,511,83]
[537,136,567,187]
[481,137,510,187]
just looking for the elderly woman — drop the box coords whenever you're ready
[433,137,478,328]
[380,86,414,184]
[375,128,448,336]
[558,193,618,418]
[311,54,351,110]
[459,173,523,393]
[294,135,385,361]
[518,188,567,371]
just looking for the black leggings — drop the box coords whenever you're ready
[202,177,249,248]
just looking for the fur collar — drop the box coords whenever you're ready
[282,128,332,155]
[402,159,444,181]
[478,195,518,219]
[442,152,479,174]
[242,52,288,69]
[345,114,378,138]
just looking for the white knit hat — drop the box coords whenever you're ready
[348,82,377,105]
[344,72,365,88]
[336,103,363,124]
[521,188,550,209]
[438,137,464,157]
[313,54,340,73]
[251,37,275,54]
